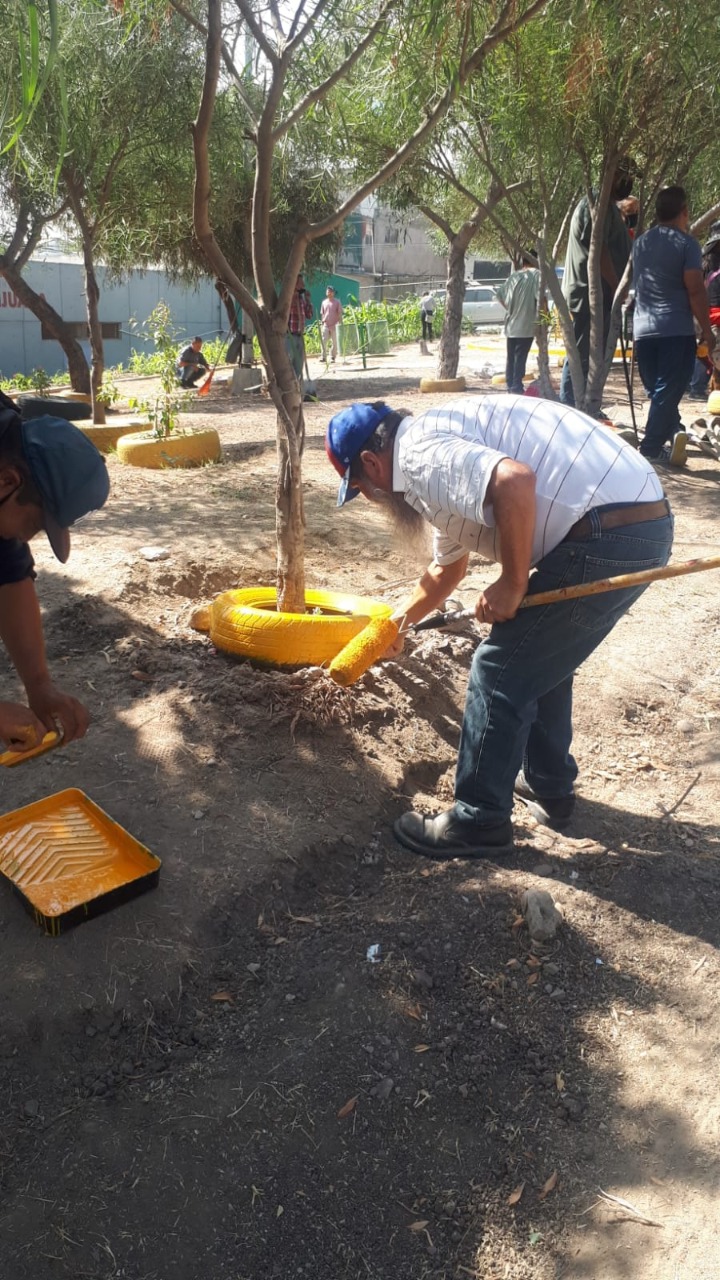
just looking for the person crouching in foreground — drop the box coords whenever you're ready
[325,396,673,860]
[0,391,110,753]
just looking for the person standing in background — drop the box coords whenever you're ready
[420,291,435,342]
[631,186,715,465]
[320,286,343,363]
[287,274,314,390]
[495,253,541,394]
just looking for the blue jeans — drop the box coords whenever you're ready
[636,335,695,456]
[453,509,673,826]
[506,336,533,393]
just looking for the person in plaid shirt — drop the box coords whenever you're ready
[286,274,314,389]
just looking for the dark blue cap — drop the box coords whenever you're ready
[325,402,393,507]
[20,416,110,562]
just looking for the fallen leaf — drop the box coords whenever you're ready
[650,1176,666,1187]
[538,1170,558,1201]
[286,913,316,925]
[555,1072,565,1092]
[526,955,542,969]
[511,915,524,932]
[527,972,539,986]
[414,1044,430,1053]
[405,1003,424,1021]
[408,1220,429,1232]
[272,937,289,946]
[337,1095,358,1119]
[507,1182,525,1206]
[505,958,521,969]
[276,1205,284,1218]
[211,990,234,1002]
[131,670,153,682]
[419,868,432,878]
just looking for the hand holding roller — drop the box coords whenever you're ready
[327,554,720,687]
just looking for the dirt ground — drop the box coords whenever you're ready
[1,338,718,1280]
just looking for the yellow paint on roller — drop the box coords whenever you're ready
[328,616,400,687]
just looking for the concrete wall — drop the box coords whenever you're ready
[0,257,223,380]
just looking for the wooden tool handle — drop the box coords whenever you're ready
[519,555,720,609]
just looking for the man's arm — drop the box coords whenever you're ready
[684,268,715,351]
[383,556,469,657]
[478,458,536,622]
[0,578,89,741]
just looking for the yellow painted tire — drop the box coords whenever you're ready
[191,587,392,666]
[706,390,720,415]
[490,373,534,387]
[419,376,466,394]
[77,417,146,453]
[54,389,93,404]
[116,428,222,469]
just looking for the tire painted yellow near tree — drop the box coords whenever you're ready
[419,377,466,394]
[116,428,221,469]
[77,417,146,453]
[191,588,392,666]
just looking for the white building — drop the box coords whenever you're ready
[0,251,222,380]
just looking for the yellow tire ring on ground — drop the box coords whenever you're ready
[191,587,392,667]
[419,376,466,394]
[54,389,93,404]
[706,390,720,415]
[76,418,146,453]
[116,428,222,469]
[490,373,535,387]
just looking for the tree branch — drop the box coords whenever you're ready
[192,0,261,325]
[298,0,550,239]
[692,199,720,237]
[275,0,395,141]
[288,0,311,40]
[233,0,279,66]
[167,0,259,129]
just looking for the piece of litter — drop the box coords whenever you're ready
[139,546,171,562]
[595,957,604,965]
[366,944,382,964]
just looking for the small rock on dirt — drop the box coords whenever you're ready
[23,1100,39,1119]
[372,1076,394,1101]
[412,968,434,991]
[521,889,561,942]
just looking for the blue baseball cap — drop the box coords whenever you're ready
[20,416,110,563]
[325,402,393,507]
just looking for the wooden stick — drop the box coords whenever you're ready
[520,555,720,609]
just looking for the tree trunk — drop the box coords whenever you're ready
[261,320,306,613]
[437,239,466,379]
[0,261,91,393]
[79,232,106,425]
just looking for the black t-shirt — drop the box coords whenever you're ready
[0,538,34,586]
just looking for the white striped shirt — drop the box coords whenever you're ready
[392,395,663,566]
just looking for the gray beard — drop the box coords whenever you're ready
[373,487,429,554]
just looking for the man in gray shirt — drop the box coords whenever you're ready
[560,159,635,406]
[495,253,540,393]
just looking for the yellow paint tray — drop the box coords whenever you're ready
[0,788,161,935]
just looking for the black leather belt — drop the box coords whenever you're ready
[565,498,670,541]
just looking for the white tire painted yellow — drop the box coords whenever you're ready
[706,390,720,415]
[191,587,392,666]
[116,428,222,469]
[419,376,466,394]
[77,417,146,453]
[54,389,93,404]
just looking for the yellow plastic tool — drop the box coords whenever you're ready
[0,788,161,934]
[0,730,61,769]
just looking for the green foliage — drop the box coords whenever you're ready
[127,302,191,439]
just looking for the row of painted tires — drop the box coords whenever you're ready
[192,588,392,666]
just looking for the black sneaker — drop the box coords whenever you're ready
[513,772,575,830]
[393,808,514,860]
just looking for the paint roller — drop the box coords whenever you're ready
[327,554,720,688]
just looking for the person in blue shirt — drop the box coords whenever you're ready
[631,186,715,464]
[0,391,110,754]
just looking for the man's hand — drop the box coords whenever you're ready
[0,701,47,752]
[475,573,528,624]
[25,678,90,743]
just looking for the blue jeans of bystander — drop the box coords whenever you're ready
[635,335,695,457]
[453,509,673,826]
